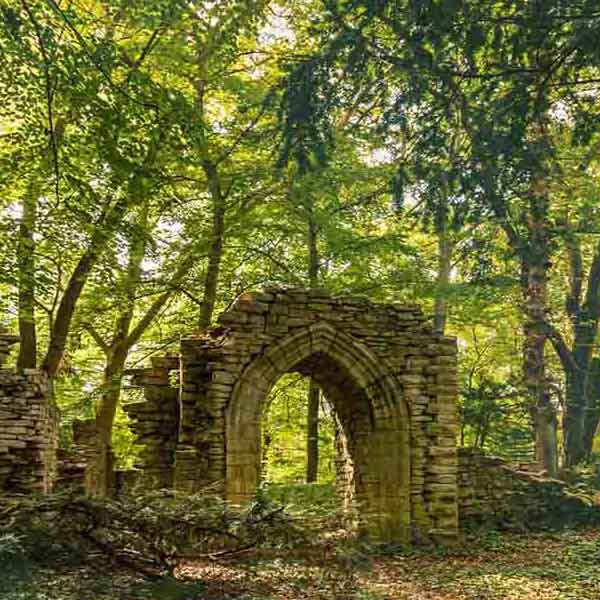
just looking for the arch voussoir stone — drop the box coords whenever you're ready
[125,288,459,544]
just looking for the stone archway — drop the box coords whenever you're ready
[124,287,459,543]
[225,322,411,541]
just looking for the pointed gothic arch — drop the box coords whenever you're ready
[225,322,411,540]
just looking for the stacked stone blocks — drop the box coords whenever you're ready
[125,288,460,543]
[458,448,598,529]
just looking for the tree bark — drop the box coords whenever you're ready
[306,200,320,483]
[520,201,558,476]
[433,231,453,335]
[198,160,226,329]
[17,188,37,369]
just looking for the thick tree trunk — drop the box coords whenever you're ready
[564,370,586,465]
[563,323,597,466]
[198,161,226,329]
[549,238,600,466]
[521,248,558,476]
[433,232,453,335]
[17,190,37,369]
[583,358,600,457]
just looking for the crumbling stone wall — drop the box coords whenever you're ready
[123,356,180,490]
[458,448,598,529]
[0,369,58,493]
[125,287,460,543]
[0,331,58,494]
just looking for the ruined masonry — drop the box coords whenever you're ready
[124,288,459,543]
[0,332,58,493]
[1,292,593,541]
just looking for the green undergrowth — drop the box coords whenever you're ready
[2,488,600,600]
[2,524,600,599]
[263,482,338,515]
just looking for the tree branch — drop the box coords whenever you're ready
[84,323,110,355]
[125,249,197,348]
[541,321,575,374]
[565,231,583,320]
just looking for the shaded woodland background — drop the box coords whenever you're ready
[2,0,600,492]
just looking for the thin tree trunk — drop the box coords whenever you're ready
[306,382,320,483]
[85,235,197,496]
[198,161,226,329]
[434,231,453,335]
[17,188,37,369]
[85,201,149,497]
[86,350,128,496]
[43,131,161,378]
[306,201,320,483]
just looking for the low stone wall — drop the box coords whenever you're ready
[458,448,598,530]
[0,369,58,493]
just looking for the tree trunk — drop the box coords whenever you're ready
[306,201,320,483]
[563,321,597,466]
[544,235,600,465]
[84,212,197,496]
[306,381,320,483]
[86,351,127,497]
[583,358,600,458]
[43,132,161,378]
[433,231,453,335]
[85,202,149,496]
[521,252,558,475]
[198,161,226,329]
[564,369,586,466]
[17,189,37,369]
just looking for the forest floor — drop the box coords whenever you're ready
[3,526,600,600]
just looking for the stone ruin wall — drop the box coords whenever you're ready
[458,448,598,529]
[1,295,597,542]
[0,333,58,493]
[124,287,460,543]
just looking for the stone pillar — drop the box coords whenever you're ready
[424,336,459,542]
[123,357,180,490]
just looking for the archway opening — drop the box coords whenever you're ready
[225,324,411,541]
[261,373,340,510]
